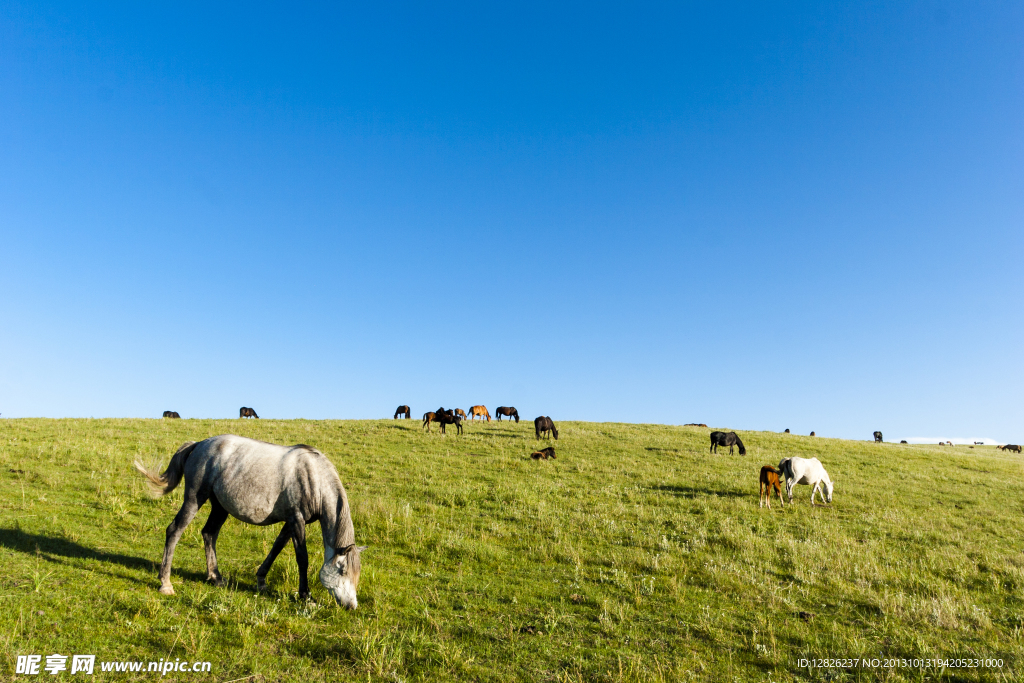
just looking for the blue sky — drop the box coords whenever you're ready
[1,1,1021,442]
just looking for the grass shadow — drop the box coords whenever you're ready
[0,526,206,585]
[651,485,749,499]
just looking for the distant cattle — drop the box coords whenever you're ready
[873,431,883,443]
[394,405,411,419]
[535,416,559,440]
[531,447,556,460]
[239,407,259,419]
[784,429,790,434]
[684,423,708,428]
[810,431,816,437]
[709,431,746,455]
[496,407,520,423]
[468,406,491,421]
[162,411,181,419]
[1001,444,1022,453]
[759,465,784,509]
[900,440,908,444]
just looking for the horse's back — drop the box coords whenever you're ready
[786,456,827,483]
[191,435,337,525]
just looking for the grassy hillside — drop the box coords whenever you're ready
[1,418,1022,682]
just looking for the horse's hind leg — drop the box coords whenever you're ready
[201,497,230,586]
[256,524,292,593]
[158,493,205,595]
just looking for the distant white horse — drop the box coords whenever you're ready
[778,456,833,505]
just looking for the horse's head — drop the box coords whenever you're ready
[320,544,367,610]
[824,479,834,504]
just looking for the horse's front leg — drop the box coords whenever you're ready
[289,514,310,600]
[158,493,205,595]
[810,483,819,506]
[256,524,292,593]
[201,497,230,586]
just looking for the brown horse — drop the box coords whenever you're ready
[534,416,558,440]
[394,405,411,419]
[531,447,556,460]
[1001,444,1022,453]
[240,407,259,419]
[684,423,708,428]
[759,465,784,509]
[162,411,181,419]
[468,406,491,421]
[496,407,519,423]
[422,412,436,432]
[454,408,467,420]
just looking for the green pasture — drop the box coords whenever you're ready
[1,418,1022,682]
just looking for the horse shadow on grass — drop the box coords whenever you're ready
[650,484,749,499]
[0,526,207,586]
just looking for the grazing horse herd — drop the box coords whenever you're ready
[405,404,558,442]
[138,408,1015,609]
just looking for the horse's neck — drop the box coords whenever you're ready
[320,480,355,555]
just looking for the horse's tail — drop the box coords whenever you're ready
[777,458,792,479]
[763,465,779,474]
[134,441,198,497]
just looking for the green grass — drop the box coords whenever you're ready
[1,418,1023,682]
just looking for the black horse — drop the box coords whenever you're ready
[162,411,181,419]
[873,431,883,443]
[709,431,746,455]
[239,407,259,419]
[535,416,558,440]
[433,407,463,435]
[394,405,411,419]
[496,406,519,423]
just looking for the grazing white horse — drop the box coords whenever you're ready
[778,456,833,505]
[135,435,365,608]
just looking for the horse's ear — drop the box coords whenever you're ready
[356,545,368,552]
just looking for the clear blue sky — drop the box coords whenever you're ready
[1,1,1021,442]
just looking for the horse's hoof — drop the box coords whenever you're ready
[158,585,175,596]
[208,577,225,587]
